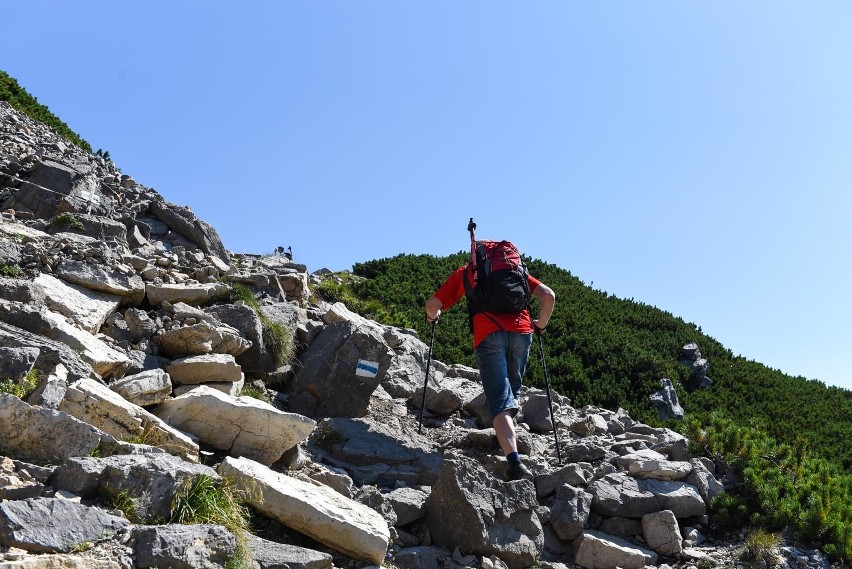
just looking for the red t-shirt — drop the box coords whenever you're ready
[433,265,541,348]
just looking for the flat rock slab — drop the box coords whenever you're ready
[0,497,129,553]
[573,529,658,569]
[155,386,315,465]
[34,273,121,334]
[166,353,243,384]
[218,456,389,565]
[59,377,199,462]
[248,534,333,569]
[145,282,229,306]
[130,524,235,569]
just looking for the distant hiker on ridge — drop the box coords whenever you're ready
[424,221,556,480]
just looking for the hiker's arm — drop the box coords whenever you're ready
[531,283,556,330]
[425,295,443,323]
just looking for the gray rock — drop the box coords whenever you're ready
[149,198,230,262]
[0,497,129,554]
[0,393,120,462]
[55,258,146,306]
[426,452,542,569]
[385,486,429,526]
[289,319,395,418]
[50,453,219,522]
[109,368,173,407]
[308,417,440,486]
[247,534,333,569]
[573,529,658,569]
[207,303,275,374]
[649,378,684,421]
[393,546,449,569]
[0,346,38,380]
[588,473,706,519]
[535,463,593,499]
[131,524,235,569]
[550,484,593,541]
[642,510,683,556]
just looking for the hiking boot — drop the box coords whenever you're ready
[506,462,533,481]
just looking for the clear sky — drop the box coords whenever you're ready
[4,2,851,391]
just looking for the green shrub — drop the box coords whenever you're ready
[51,212,85,231]
[240,385,271,404]
[687,412,851,562]
[0,263,21,277]
[0,369,41,399]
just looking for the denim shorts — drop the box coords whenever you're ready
[475,331,534,419]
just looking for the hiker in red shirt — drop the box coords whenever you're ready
[425,258,555,480]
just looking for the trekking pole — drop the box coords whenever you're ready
[536,329,562,465]
[418,319,438,434]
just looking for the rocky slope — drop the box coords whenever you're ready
[0,101,835,569]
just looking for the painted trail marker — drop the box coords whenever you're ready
[355,360,379,378]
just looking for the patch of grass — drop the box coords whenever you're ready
[110,490,141,524]
[312,274,387,320]
[739,528,780,565]
[311,422,346,450]
[170,475,255,568]
[0,368,41,399]
[263,318,295,369]
[228,282,296,368]
[51,212,85,231]
[0,263,22,277]
[240,385,271,404]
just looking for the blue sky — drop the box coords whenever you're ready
[4,2,851,391]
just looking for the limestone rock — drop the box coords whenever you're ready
[166,353,243,385]
[0,497,129,554]
[109,368,173,407]
[130,524,236,569]
[218,456,390,565]
[426,452,542,569]
[573,529,658,569]
[58,377,199,461]
[55,259,145,306]
[154,386,315,465]
[588,473,706,519]
[642,510,683,556]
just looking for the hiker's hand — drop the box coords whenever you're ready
[533,321,546,336]
[426,310,442,325]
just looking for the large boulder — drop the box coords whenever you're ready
[51,453,220,522]
[206,303,275,374]
[0,321,95,382]
[149,198,230,263]
[130,524,236,569]
[426,452,543,569]
[154,386,315,466]
[307,417,441,486]
[588,473,706,519]
[288,319,395,418]
[58,377,199,461]
[218,456,390,565]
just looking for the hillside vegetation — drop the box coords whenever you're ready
[0,70,92,152]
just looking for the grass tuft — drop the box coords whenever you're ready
[170,475,256,569]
